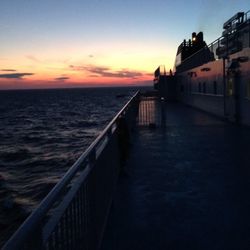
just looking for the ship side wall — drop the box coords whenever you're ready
[158,76,177,101]
[176,59,225,118]
[232,47,250,126]
[176,47,250,126]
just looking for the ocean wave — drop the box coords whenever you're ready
[0,86,144,247]
[0,148,32,162]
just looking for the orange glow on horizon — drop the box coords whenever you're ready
[0,72,153,90]
[0,40,174,90]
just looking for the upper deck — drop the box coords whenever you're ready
[102,100,250,250]
[175,10,250,73]
[3,93,250,250]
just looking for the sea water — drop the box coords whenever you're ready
[0,86,147,246]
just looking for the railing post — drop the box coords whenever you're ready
[116,116,130,169]
[107,127,112,138]
[249,19,250,47]
[160,97,166,128]
[89,149,96,166]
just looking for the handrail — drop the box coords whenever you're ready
[3,90,140,250]
[206,10,250,53]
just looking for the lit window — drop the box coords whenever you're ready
[228,78,233,96]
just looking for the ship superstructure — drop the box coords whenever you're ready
[156,10,250,126]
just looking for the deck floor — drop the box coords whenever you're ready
[101,103,250,250]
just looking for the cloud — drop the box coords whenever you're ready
[1,69,17,72]
[26,55,41,62]
[70,65,143,79]
[0,73,34,79]
[54,76,70,81]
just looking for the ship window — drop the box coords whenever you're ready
[228,77,233,96]
[180,85,184,92]
[203,82,206,93]
[198,82,201,92]
[247,80,250,99]
[213,81,217,95]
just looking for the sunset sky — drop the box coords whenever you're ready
[0,0,249,89]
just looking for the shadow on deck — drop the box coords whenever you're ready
[101,102,250,250]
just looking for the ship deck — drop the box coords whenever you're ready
[101,102,250,250]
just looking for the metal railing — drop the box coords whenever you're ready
[177,10,250,73]
[207,11,250,60]
[3,91,140,250]
[137,95,166,128]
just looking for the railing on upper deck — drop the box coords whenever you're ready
[176,10,250,73]
[137,95,166,128]
[3,91,140,250]
[208,10,250,59]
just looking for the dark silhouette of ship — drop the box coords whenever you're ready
[155,10,250,126]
